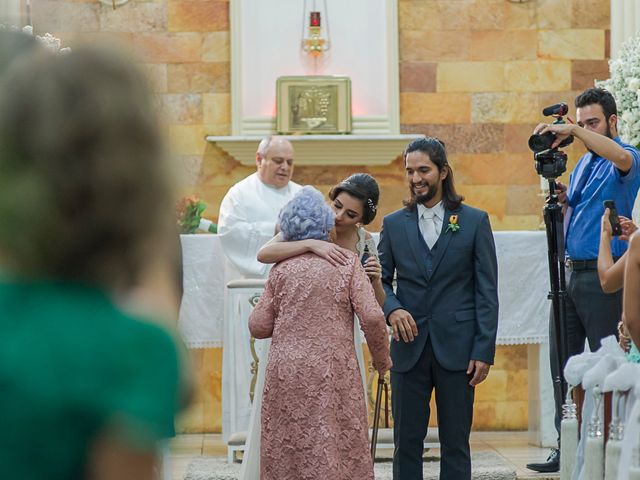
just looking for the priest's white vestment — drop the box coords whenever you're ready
[218,172,302,278]
[217,172,301,444]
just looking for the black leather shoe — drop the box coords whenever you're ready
[526,448,559,473]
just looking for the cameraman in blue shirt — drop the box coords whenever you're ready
[526,88,640,473]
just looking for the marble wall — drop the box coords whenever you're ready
[27,0,611,432]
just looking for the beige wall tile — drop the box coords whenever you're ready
[399,0,471,31]
[202,32,230,62]
[506,371,529,401]
[505,60,572,92]
[437,62,505,92]
[100,1,166,32]
[572,59,610,90]
[133,33,203,63]
[168,62,230,93]
[536,0,572,29]
[168,0,228,32]
[502,153,541,186]
[473,402,497,429]
[472,93,540,124]
[176,155,204,188]
[169,125,214,156]
[496,400,528,429]
[203,93,230,125]
[471,30,538,61]
[400,93,471,124]
[504,0,537,29]
[400,62,437,93]
[401,124,505,154]
[451,154,505,185]
[458,185,507,216]
[538,29,605,60]
[504,124,539,154]
[159,93,203,125]
[31,1,100,33]
[494,345,528,370]
[506,185,544,215]
[140,63,168,93]
[199,147,252,188]
[201,348,222,433]
[468,0,507,30]
[401,30,471,62]
[571,0,610,29]
[476,370,508,402]
[489,214,542,230]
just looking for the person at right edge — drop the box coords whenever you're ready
[526,87,640,473]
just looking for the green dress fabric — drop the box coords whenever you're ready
[0,280,182,480]
[628,341,640,363]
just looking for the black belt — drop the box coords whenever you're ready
[565,258,620,271]
[565,259,598,271]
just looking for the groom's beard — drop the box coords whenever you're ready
[412,181,439,205]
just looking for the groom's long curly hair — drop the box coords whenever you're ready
[403,137,464,212]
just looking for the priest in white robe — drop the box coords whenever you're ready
[218,136,302,278]
[217,136,301,446]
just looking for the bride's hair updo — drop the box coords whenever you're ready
[328,173,380,225]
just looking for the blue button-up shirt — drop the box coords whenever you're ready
[565,137,640,260]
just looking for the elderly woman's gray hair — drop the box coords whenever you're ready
[278,186,335,242]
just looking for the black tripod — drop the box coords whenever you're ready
[543,178,570,403]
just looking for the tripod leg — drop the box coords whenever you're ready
[543,190,569,403]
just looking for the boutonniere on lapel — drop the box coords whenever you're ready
[446,214,460,233]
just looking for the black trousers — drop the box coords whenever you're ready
[549,268,621,442]
[391,338,475,480]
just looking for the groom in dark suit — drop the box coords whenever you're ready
[378,137,499,479]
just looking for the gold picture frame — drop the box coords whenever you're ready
[276,76,352,134]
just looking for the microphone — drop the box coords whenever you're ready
[542,103,569,116]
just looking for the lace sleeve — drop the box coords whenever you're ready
[349,260,391,372]
[248,271,278,339]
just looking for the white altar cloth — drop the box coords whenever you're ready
[178,234,226,348]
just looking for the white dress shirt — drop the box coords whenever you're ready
[417,201,445,249]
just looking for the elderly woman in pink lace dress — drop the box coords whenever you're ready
[249,186,392,480]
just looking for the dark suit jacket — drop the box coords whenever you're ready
[379,203,499,373]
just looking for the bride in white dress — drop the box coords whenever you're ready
[239,174,385,479]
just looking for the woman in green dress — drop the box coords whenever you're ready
[0,39,187,480]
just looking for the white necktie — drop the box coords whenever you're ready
[422,210,439,249]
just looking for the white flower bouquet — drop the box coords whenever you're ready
[597,34,640,147]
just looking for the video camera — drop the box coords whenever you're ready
[528,103,574,179]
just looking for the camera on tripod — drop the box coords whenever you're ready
[528,102,574,179]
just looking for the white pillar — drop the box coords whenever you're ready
[0,0,22,26]
[611,0,640,58]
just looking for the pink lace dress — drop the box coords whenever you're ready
[249,252,391,480]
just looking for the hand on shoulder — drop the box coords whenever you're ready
[308,240,352,267]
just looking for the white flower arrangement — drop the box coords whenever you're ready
[0,24,70,54]
[596,34,640,147]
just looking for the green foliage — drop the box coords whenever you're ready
[179,200,207,234]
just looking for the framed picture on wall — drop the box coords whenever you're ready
[276,76,352,134]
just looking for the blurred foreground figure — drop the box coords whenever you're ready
[0,36,187,480]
